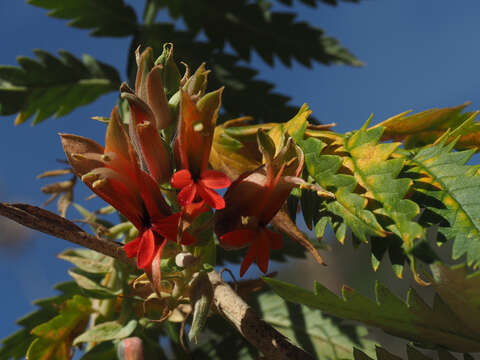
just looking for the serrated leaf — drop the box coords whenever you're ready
[192,290,374,359]
[408,141,480,267]
[255,291,375,359]
[343,126,423,251]
[373,103,480,150]
[0,50,120,124]
[354,345,463,360]
[265,270,480,353]
[129,24,300,124]
[73,320,137,345]
[268,103,311,148]
[301,137,387,244]
[27,0,137,37]
[26,295,91,360]
[158,1,362,68]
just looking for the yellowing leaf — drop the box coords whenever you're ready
[26,295,91,360]
[268,103,311,152]
[372,103,480,150]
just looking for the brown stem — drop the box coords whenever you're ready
[0,203,135,267]
[208,271,314,360]
[0,202,313,360]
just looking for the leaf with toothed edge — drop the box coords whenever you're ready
[0,50,120,125]
[265,264,480,353]
[27,0,138,37]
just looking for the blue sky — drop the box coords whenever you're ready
[1,0,480,343]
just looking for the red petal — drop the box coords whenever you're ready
[137,229,156,269]
[181,231,197,246]
[171,169,193,189]
[136,170,172,224]
[177,182,197,206]
[200,170,231,189]
[83,170,145,229]
[257,230,271,274]
[240,240,258,277]
[220,229,254,249]
[183,201,209,219]
[124,236,141,258]
[197,183,225,209]
[151,213,181,241]
[265,228,283,250]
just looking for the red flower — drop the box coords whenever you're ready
[215,135,304,276]
[172,86,231,209]
[171,169,230,209]
[61,105,194,270]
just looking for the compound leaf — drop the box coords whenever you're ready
[265,265,480,353]
[27,0,138,37]
[0,50,120,125]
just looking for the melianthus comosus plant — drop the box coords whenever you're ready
[3,43,480,360]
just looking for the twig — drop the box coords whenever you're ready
[0,203,135,267]
[0,202,314,360]
[208,271,314,360]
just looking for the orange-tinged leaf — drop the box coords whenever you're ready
[372,102,480,149]
[27,295,91,360]
[268,103,311,153]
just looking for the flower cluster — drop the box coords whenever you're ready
[61,44,306,278]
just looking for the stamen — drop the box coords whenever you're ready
[81,173,98,183]
[92,178,108,189]
[71,153,86,161]
[193,122,204,132]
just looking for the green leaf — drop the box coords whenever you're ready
[343,126,423,251]
[157,1,362,68]
[58,248,112,274]
[73,320,137,345]
[265,271,480,353]
[27,0,137,37]
[255,291,375,359]
[26,295,91,360]
[0,50,120,124]
[0,281,82,360]
[301,137,387,244]
[353,345,464,360]
[429,263,480,334]
[68,269,120,299]
[193,290,374,359]
[408,141,480,267]
[129,24,301,124]
[80,341,117,360]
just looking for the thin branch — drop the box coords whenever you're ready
[208,271,314,360]
[0,203,135,267]
[0,202,314,360]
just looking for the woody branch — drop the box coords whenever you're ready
[0,202,314,360]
